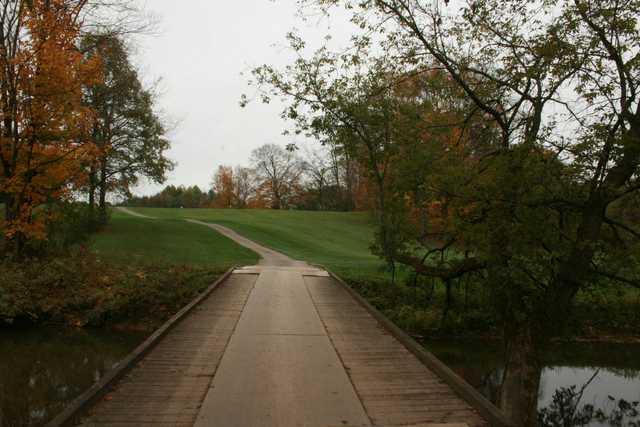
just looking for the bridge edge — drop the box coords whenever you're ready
[322,267,515,427]
[46,266,237,427]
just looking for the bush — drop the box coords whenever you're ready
[0,248,226,328]
[343,271,640,339]
[2,202,97,257]
[42,202,95,252]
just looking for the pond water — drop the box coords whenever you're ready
[427,340,640,426]
[0,327,144,427]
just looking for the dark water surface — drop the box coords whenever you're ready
[427,340,640,426]
[0,327,144,427]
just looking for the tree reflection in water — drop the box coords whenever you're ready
[538,369,639,427]
[0,327,143,427]
[426,340,640,427]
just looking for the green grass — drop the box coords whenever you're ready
[91,210,259,268]
[117,207,388,278]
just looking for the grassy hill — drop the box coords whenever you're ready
[106,207,386,278]
[92,210,259,268]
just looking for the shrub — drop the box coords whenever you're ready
[0,248,225,328]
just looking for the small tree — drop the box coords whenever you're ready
[211,165,235,208]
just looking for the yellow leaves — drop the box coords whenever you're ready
[3,215,48,242]
[0,0,101,246]
[99,275,112,285]
[212,165,236,208]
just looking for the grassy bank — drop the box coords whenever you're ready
[0,253,226,329]
[120,207,387,278]
[346,273,640,341]
[92,209,259,267]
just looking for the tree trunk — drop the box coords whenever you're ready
[3,193,26,257]
[3,194,15,250]
[441,279,454,323]
[98,157,108,225]
[500,324,543,427]
[345,156,355,211]
[272,187,281,209]
[3,196,12,224]
[88,167,97,231]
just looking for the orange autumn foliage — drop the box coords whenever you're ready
[0,0,102,249]
[211,166,235,208]
[385,69,491,240]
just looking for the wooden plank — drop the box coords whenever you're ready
[52,273,257,427]
[305,275,492,427]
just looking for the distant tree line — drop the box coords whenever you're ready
[126,185,215,209]
[126,143,373,211]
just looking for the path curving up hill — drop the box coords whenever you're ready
[185,219,307,267]
[115,206,156,219]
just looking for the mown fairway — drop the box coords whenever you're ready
[91,209,259,268]
[106,207,385,277]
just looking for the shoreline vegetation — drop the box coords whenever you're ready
[0,251,227,330]
[345,275,640,346]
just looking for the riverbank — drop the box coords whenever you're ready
[426,338,640,426]
[344,273,640,344]
[0,249,227,329]
[2,208,638,427]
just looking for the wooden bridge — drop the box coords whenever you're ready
[49,220,510,427]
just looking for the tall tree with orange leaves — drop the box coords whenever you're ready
[211,165,235,208]
[0,0,103,255]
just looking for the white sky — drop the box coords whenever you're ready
[129,1,355,196]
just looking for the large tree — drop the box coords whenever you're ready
[0,0,102,254]
[250,1,640,425]
[233,166,257,208]
[83,33,173,227]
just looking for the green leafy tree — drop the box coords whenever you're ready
[82,33,173,227]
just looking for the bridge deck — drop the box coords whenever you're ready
[81,273,256,426]
[79,265,487,427]
[306,275,485,427]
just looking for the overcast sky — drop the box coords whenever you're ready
[128,1,355,196]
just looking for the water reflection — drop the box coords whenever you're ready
[541,367,640,412]
[0,327,143,427]
[427,340,640,427]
